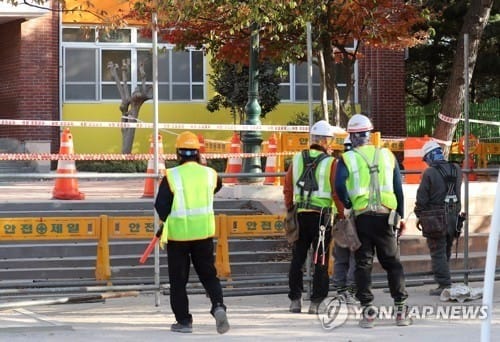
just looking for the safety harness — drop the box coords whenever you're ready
[353,147,386,214]
[295,150,329,211]
[433,163,464,258]
[295,150,330,265]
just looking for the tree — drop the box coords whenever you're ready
[206,59,281,124]
[107,58,152,154]
[406,1,499,105]
[127,0,429,125]
[434,0,495,155]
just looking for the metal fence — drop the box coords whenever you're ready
[406,98,500,139]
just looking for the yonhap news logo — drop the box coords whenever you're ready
[318,296,489,330]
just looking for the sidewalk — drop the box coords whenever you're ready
[1,282,498,341]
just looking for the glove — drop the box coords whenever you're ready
[343,208,352,219]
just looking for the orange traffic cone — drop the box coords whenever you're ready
[52,128,85,200]
[223,132,242,184]
[142,134,165,198]
[264,133,279,185]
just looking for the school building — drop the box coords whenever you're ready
[0,0,405,157]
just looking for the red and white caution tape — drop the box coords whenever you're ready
[0,119,309,132]
[438,112,461,125]
[0,151,297,161]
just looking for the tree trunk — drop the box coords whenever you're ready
[434,0,493,156]
[320,33,340,126]
[108,58,152,154]
[317,50,329,121]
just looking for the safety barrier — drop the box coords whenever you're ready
[0,213,339,282]
[0,214,286,281]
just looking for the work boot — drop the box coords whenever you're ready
[395,304,413,326]
[213,306,230,334]
[289,299,302,313]
[359,304,377,328]
[429,285,450,296]
[170,321,193,333]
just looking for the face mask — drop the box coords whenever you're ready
[424,148,444,164]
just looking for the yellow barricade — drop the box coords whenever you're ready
[215,214,285,278]
[0,217,99,240]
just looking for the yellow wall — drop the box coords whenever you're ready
[63,102,311,154]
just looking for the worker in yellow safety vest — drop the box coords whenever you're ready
[154,131,229,334]
[283,119,343,315]
[334,114,411,328]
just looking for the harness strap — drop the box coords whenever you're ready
[296,150,328,210]
[354,148,382,212]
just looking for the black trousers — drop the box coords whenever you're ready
[167,237,225,325]
[354,214,408,306]
[288,211,332,303]
[426,232,454,287]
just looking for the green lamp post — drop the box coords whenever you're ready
[240,22,263,183]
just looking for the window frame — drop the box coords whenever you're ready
[61,26,206,103]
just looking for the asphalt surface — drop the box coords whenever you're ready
[0,177,498,341]
[0,282,499,341]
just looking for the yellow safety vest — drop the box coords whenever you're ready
[161,162,217,243]
[342,145,397,213]
[292,150,337,213]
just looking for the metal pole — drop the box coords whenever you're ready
[463,33,470,285]
[480,169,500,342]
[152,3,161,306]
[306,22,313,131]
[240,22,263,183]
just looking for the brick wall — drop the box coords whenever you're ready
[0,9,60,154]
[359,47,406,137]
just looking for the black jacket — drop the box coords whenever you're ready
[415,160,462,215]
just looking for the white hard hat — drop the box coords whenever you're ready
[422,140,441,159]
[310,120,334,137]
[347,114,373,133]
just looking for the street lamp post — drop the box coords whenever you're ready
[240,22,263,183]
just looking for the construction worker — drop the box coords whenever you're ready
[334,114,411,328]
[415,141,463,296]
[154,131,229,334]
[283,120,340,314]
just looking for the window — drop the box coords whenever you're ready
[64,48,97,100]
[279,61,356,103]
[62,27,205,102]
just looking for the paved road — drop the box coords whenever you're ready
[0,282,498,341]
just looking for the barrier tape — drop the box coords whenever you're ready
[438,113,500,127]
[438,112,461,124]
[0,119,309,132]
[461,118,500,127]
[0,151,297,161]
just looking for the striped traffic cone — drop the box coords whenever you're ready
[223,132,242,184]
[142,134,165,198]
[52,128,85,200]
[264,133,279,185]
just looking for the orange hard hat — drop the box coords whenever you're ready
[175,131,200,150]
